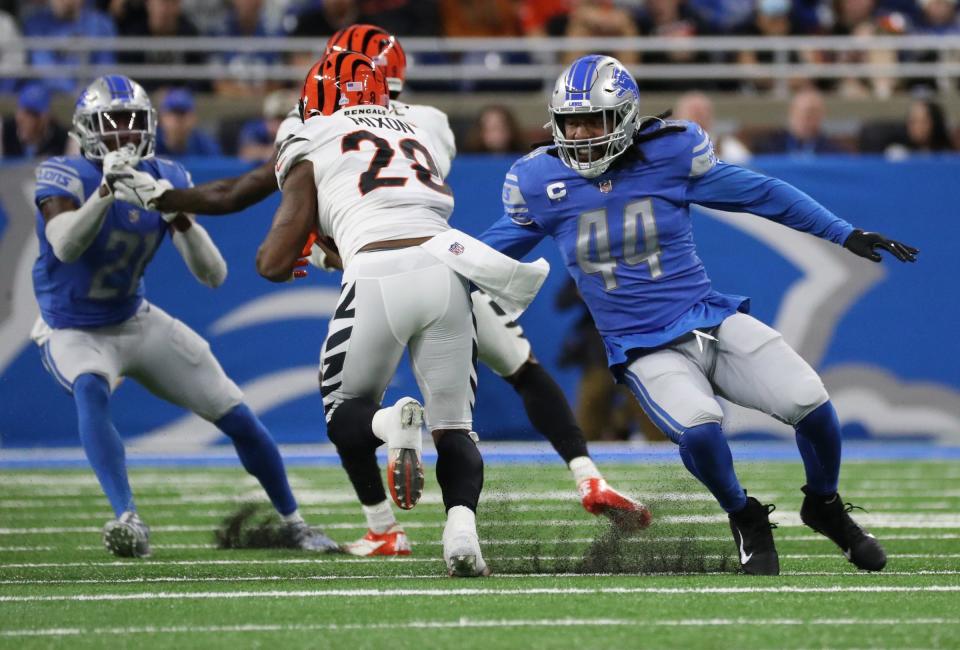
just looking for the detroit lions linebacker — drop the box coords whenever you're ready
[31,75,338,557]
[482,55,919,575]
[112,25,651,558]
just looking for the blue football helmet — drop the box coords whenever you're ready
[549,55,641,178]
[72,75,156,161]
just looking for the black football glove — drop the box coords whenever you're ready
[843,229,919,263]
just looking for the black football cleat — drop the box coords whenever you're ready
[800,485,887,571]
[728,496,780,575]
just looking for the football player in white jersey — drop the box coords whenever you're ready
[256,51,552,577]
[113,25,650,558]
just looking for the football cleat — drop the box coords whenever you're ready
[443,506,490,577]
[286,521,342,553]
[800,485,887,571]
[343,525,412,557]
[728,496,780,575]
[383,397,425,510]
[578,478,652,533]
[102,511,151,558]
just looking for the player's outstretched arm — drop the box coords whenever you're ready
[157,157,279,215]
[42,149,135,263]
[257,160,318,282]
[169,215,228,288]
[115,157,278,216]
[686,162,918,263]
[479,213,547,260]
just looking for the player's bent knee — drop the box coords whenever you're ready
[326,397,381,452]
[782,375,830,426]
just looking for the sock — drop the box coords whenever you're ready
[74,373,134,517]
[282,511,305,525]
[215,403,297,516]
[795,401,842,496]
[445,505,476,535]
[435,429,484,512]
[326,397,387,505]
[508,362,589,464]
[362,500,396,534]
[678,422,746,513]
[569,456,602,484]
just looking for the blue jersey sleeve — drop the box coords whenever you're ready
[686,161,855,245]
[34,157,90,208]
[479,163,548,259]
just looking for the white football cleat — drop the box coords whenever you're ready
[374,397,425,510]
[102,511,151,558]
[443,505,490,577]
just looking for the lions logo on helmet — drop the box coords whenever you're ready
[550,55,641,178]
[72,75,156,161]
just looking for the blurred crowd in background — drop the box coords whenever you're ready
[2,0,960,160]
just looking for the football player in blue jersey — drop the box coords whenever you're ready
[481,55,918,575]
[31,75,339,558]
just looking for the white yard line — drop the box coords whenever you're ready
[1,617,959,637]
[4,553,960,569]
[3,585,960,603]
[2,571,960,586]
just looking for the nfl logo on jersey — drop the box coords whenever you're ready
[599,180,613,193]
[449,242,465,255]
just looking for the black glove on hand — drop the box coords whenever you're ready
[843,229,919,263]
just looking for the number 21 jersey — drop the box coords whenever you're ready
[32,155,191,329]
[275,104,454,268]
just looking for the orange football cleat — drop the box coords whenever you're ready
[578,478,652,533]
[343,525,412,557]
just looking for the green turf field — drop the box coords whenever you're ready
[1,459,959,649]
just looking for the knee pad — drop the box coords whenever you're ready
[326,397,381,453]
[784,375,829,426]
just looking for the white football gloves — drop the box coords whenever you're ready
[306,243,337,273]
[112,167,174,216]
[101,145,142,196]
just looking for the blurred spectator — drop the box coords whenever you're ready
[735,0,813,94]
[212,0,282,98]
[688,0,755,32]
[885,98,956,156]
[117,0,207,91]
[440,0,520,36]
[519,0,569,34]
[22,0,117,95]
[236,90,295,163]
[674,91,752,163]
[463,105,527,154]
[824,0,905,98]
[358,0,442,36]
[285,0,364,36]
[915,0,960,32]
[155,88,221,157]
[752,88,847,155]
[637,0,714,91]
[545,0,640,65]
[0,84,69,159]
[0,10,24,94]
[98,0,148,33]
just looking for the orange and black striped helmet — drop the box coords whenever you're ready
[298,51,389,121]
[325,24,406,97]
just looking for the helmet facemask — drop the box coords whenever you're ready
[73,108,156,161]
[552,101,638,178]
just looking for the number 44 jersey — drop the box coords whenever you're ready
[32,156,192,329]
[275,104,454,268]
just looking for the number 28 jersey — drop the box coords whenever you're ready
[32,155,192,329]
[275,104,454,268]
